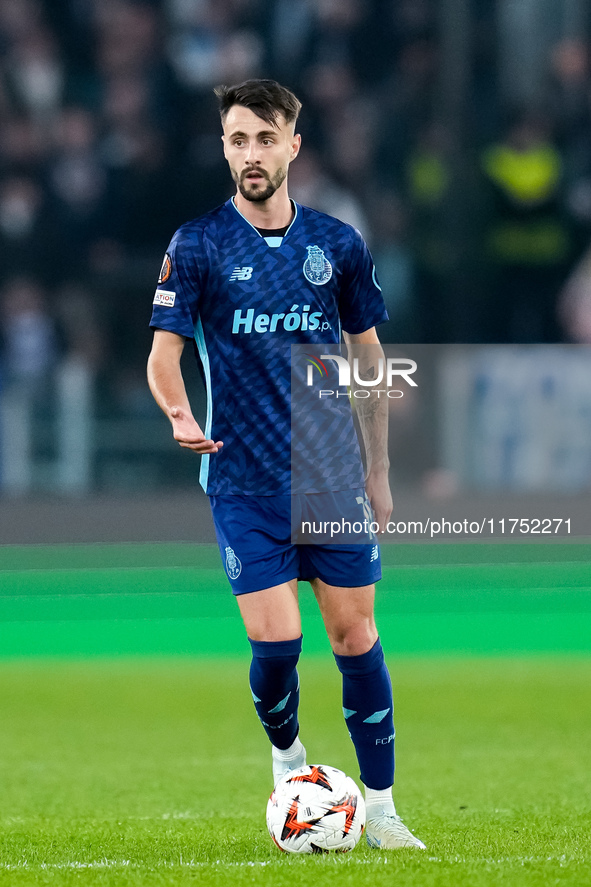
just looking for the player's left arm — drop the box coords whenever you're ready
[343,327,393,533]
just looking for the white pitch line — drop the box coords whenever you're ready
[0,854,586,871]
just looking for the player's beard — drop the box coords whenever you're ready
[235,166,287,202]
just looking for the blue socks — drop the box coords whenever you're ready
[249,636,302,751]
[249,634,394,790]
[333,638,395,790]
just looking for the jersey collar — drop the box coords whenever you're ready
[228,197,302,243]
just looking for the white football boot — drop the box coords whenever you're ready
[271,736,307,786]
[366,812,426,849]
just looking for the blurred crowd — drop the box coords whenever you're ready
[2,0,591,417]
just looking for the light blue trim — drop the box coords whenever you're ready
[343,707,357,719]
[230,197,298,242]
[264,236,283,248]
[284,201,299,236]
[372,264,382,291]
[363,708,390,724]
[269,691,291,714]
[194,315,213,492]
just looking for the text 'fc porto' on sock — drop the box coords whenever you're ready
[334,637,395,790]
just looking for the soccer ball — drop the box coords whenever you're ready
[266,764,366,854]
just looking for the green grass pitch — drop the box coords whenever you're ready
[0,543,590,885]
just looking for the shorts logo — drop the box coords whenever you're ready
[370,544,379,562]
[230,266,253,281]
[225,546,242,580]
[303,245,332,286]
[158,252,172,284]
[153,289,176,307]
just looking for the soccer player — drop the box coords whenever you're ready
[147,79,425,850]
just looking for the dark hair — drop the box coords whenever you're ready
[214,79,302,127]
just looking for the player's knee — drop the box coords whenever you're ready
[247,624,302,643]
[328,619,378,657]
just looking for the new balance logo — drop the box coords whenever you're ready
[229,266,253,281]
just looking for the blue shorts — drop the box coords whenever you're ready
[210,490,382,595]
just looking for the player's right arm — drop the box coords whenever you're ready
[147,329,223,454]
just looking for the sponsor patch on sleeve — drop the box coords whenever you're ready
[153,289,176,307]
[158,252,172,284]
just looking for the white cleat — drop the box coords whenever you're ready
[366,813,426,850]
[271,741,307,787]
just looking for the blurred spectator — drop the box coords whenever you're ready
[265,0,314,85]
[549,38,590,155]
[0,114,47,173]
[289,146,369,234]
[0,175,64,286]
[0,276,58,389]
[54,281,104,370]
[480,110,572,342]
[368,190,417,343]
[4,25,64,123]
[376,34,439,181]
[0,0,44,41]
[403,122,455,341]
[47,106,109,267]
[307,0,391,88]
[549,39,591,254]
[94,0,160,78]
[557,243,591,342]
[167,0,263,88]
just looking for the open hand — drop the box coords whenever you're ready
[170,406,223,454]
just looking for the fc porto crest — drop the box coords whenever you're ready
[303,245,332,286]
[225,546,242,580]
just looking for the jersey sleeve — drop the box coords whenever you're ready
[338,228,389,334]
[149,227,202,338]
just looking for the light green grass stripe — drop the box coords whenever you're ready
[1,610,589,657]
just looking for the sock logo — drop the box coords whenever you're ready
[363,708,390,724]
[268,692,291,714]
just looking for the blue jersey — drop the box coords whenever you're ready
[150,198,388,495]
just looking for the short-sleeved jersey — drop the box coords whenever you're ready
[150,198,388,495]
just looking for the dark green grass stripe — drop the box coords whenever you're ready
[0,567,229,597]
[1,542,590,572]
[2,561,590,597]
[0,543,223,572]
